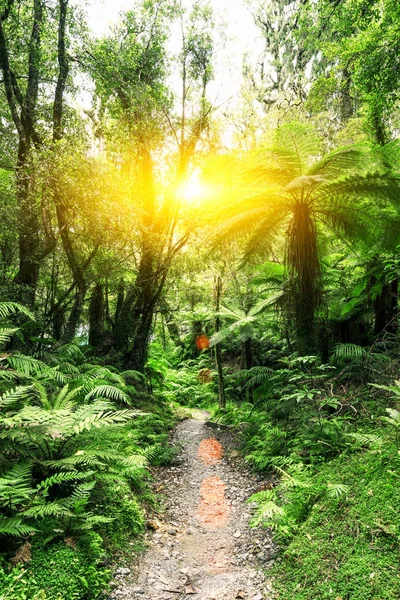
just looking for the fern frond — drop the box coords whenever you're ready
[0,327,19,344]
[244,366,274,389]
[121,370,145,382]
[346,432,383,449]
[37,471,92,491]
[0,386,32,408]
[273,465,311,489]
[22,502,73,518]
[53,344,85,364]
[84,385,131,405]
[333,343,366,359]
[0,516,37,536]
[7,354,51,377]
[384,408,400,422]
[247,489,284,527]
[0,302,34,321]
[121,455,148,468]
[326,483,349,499]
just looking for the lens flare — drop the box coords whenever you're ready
[180,169,209,204]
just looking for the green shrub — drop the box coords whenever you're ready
[92,478,145,549]
[0,542,109,600]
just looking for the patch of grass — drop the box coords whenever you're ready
[271,445,400,599]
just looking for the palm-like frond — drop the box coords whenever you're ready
[333,343,366,359]
[0,516,37,536]
[7,354,51,377]
[317,172,400,204]
[84,384,131,404]
[52,343,86,364]
[274,123,321,177]
[121,369,145,382]
[42,385,83,411]
[308,145,369,178]
[0,302,34,321]
[0,386,32,408]
[0,326,19,344]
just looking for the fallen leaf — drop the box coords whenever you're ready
[10,542,31,565]
[185,584,197,594]
[147,519,162,530]
[64,537,77,549]
[236,591,245,599]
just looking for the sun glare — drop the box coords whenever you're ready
[181,169,209,204]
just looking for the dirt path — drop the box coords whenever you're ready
[110,414,276,600]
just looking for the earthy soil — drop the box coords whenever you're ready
[109,412,276,600]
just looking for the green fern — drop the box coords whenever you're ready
[0,302,34,321]
[7,354,51,377]
[0,386,31,408]
[333,343,366,359]
[84,384,131,404]
[346,432,384,449]
[0,516,37,536]
[247,489,284,527]
[326,483,349,499]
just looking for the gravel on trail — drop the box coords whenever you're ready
[109,413,277,600]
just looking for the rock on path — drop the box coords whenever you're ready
[110,413,276,600]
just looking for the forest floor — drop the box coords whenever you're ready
[109,411,276,600]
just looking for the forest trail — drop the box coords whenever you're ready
[110,413,275,600]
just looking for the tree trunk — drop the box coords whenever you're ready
[89,284,104,348]
[214,276,226,410]
[0,1,45,307]
[63,283,86,343]
[340,68,353,123]
[241,338,253,403]
[373,278,398,336]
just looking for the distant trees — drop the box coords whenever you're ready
[85,0,218,370]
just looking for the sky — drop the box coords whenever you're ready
[85,0,264,105]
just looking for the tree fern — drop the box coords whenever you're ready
[211,125,400,353]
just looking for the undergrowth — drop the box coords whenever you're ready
[214,350,400,599]
[0,304,179,600]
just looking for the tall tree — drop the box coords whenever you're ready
[0,0,74,305]
[86,0,217,370]
[213,124,400,354]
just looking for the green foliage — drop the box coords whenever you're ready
[0,313,178,599]
[218,356,400,599]
[161,355,216,408]
[91,478,145,549]
[0,541,110,600]
[270,447,400,599]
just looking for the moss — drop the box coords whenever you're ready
[0,543,109,600]
[270,449,400,599]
